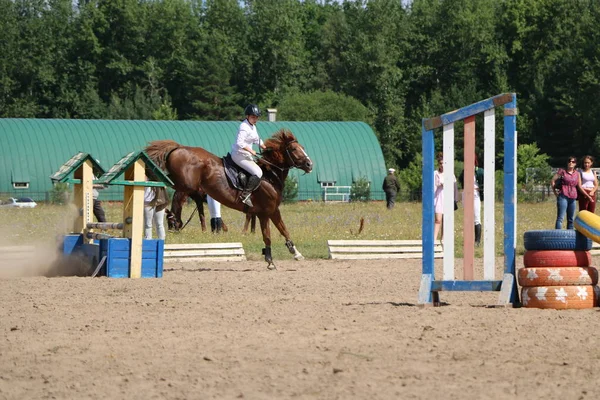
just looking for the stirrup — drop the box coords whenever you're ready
[241,194,253,207]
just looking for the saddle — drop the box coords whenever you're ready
[222,153,256,191]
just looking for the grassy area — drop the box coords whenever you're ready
[0,199,560,260]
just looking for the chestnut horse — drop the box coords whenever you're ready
[145,129,313,268]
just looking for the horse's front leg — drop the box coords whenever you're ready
[270,209,304,261]
[258,216,276,270]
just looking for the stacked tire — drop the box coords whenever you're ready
[520,230,598,309]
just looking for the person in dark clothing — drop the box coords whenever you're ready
[382,168,401,209]
[93,176,107,222]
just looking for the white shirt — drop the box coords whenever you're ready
[231,119,264,157]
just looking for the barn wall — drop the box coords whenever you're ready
[0,119,386,202]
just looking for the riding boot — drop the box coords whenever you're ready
[210,218,217,233]
[215,218,223,234]
[475,224,482,247]
[240,175,261,207]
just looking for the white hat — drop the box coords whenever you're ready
[388,168,395,173]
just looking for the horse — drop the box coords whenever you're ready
[145,129,313,268]
[167,190,228,233]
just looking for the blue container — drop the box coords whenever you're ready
[99,238,164,278]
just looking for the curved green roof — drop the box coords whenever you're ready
[0,119,386,201]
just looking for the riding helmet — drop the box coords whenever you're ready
[244,104,261,117]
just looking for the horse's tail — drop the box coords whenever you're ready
[145,140,181,170]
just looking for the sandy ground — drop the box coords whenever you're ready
[2,256,600,400]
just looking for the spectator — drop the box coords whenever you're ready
[93,175,107,223]
[144,182,169,240]
[551,156,579,229]
[382,168,401,209]
[434,153,458,243]
[459,155,484,247]
[577,155,598,213]
[207,195,224,233]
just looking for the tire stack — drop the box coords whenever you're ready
[520,230,598,309]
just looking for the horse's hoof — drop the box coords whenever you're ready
[294,254,304,261]
[267,263,277,270]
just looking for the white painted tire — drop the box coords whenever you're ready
[574,210,600,244]
[518,266,598,287]
[521,285,598,309]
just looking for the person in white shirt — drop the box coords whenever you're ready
[144,181,167,240]
[231,104,267,207]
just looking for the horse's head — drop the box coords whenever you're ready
[264,129,313,173]
[165,209,181,231]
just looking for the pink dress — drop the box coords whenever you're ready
[434,170,457,214]
[434,170,444,214]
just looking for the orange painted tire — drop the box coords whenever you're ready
[518,267,598,287]
[523,250,591,267]
[521,286,598,309]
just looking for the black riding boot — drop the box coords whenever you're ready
[215,218,223,233]
[240,175,261,207]
[210,218,217,233]
[475,224,482,247]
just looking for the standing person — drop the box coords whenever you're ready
[231,104,267,207]
[207,195,224,233]
[551,156,579,229]
[93,175,107,223]
[382,168,401,209]
[577,155,598,213]
[433,153,458,243]
[459,155,484,246]
[144,182,168,240]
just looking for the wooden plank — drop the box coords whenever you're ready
[164,249,245,257]
[327,240,425,246]
[165,243,244,250]
[165,256,246,263]
[330,253,443,260]
[329,246,430,253]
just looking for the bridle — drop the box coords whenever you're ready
[258,140,304,171]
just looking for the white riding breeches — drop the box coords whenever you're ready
[207,195,221,218]
[231,151,263,178]
[144,205,166,240]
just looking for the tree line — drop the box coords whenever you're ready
[1,0,599,175]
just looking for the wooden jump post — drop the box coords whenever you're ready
[419,93,519,307]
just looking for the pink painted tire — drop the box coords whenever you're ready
[518,266,598,287]
[521,286,598,309]
[523,250,591,267]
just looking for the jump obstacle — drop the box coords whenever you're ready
[50,151,172,278]
[164,242,246,263]
[327,240,443,260]
[419,93,518,306]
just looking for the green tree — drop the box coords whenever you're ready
[277,90,372,122]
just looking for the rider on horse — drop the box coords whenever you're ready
[231,104,267,207]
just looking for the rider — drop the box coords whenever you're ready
[231,104,267,207]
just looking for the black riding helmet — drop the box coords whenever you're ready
[244,104,261,117]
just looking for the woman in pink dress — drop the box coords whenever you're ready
[433,153,458,242]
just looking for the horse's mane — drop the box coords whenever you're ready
[145,140,181,170]
[261,129,297,165]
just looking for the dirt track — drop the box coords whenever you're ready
[2,258,600,400]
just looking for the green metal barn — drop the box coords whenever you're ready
[0,119,387,201]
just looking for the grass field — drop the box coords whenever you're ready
[0,199,560,260]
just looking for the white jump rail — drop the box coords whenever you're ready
[591,242,600,256]
[327,240,443,260]
[164,243,246,263]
